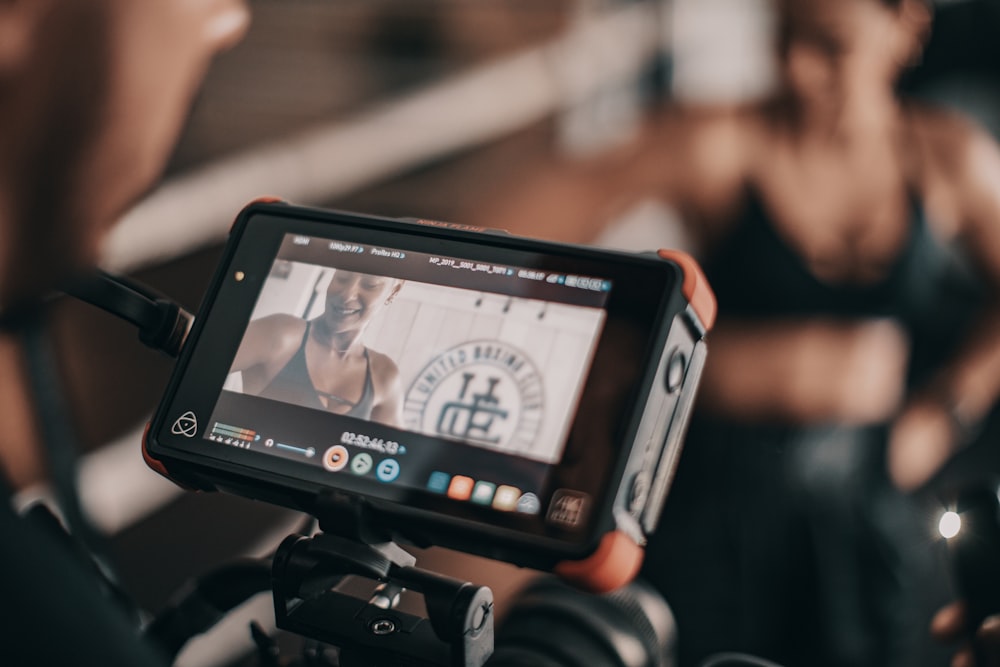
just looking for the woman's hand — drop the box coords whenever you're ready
[932,602,1000,667]
[887,395,961,492]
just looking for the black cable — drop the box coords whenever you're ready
[62,269,193,357]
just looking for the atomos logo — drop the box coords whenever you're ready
[404,341,544,453]
[171,411,198,438]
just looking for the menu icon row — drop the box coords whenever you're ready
[426,471,539,515]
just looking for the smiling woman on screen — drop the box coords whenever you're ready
[231,269,405,427]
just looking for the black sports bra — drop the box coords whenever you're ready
[702,187,983,385]
[258,321,376,419]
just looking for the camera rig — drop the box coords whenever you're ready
[271,493,494,667]
[57,198,718,663]
[57,269,496,666]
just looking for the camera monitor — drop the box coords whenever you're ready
[145,201,714,590]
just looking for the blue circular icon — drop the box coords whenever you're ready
[376,458,400,483]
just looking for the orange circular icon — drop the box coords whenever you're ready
[323,445,350,472]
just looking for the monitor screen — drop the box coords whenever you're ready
[152,209,674,545]
[203,232,610,517]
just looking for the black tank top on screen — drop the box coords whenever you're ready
[259,321,376,419]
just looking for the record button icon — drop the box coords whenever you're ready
[322,446,350,472]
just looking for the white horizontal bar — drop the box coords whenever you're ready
[101,5,662,274]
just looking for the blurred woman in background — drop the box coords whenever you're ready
[471,0,1000,664]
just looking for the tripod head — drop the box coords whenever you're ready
[272,531,494,667]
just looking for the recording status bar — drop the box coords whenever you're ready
[275,234,613,308]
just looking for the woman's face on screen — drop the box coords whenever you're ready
[323,270,400,333]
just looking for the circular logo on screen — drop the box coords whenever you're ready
[403,341,544,454]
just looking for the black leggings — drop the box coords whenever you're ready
[643,418,940,667]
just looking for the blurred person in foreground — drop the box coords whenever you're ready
[0,0,249,664]
[468,0,1000,665]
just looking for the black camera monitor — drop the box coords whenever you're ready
[145,201,714,591]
